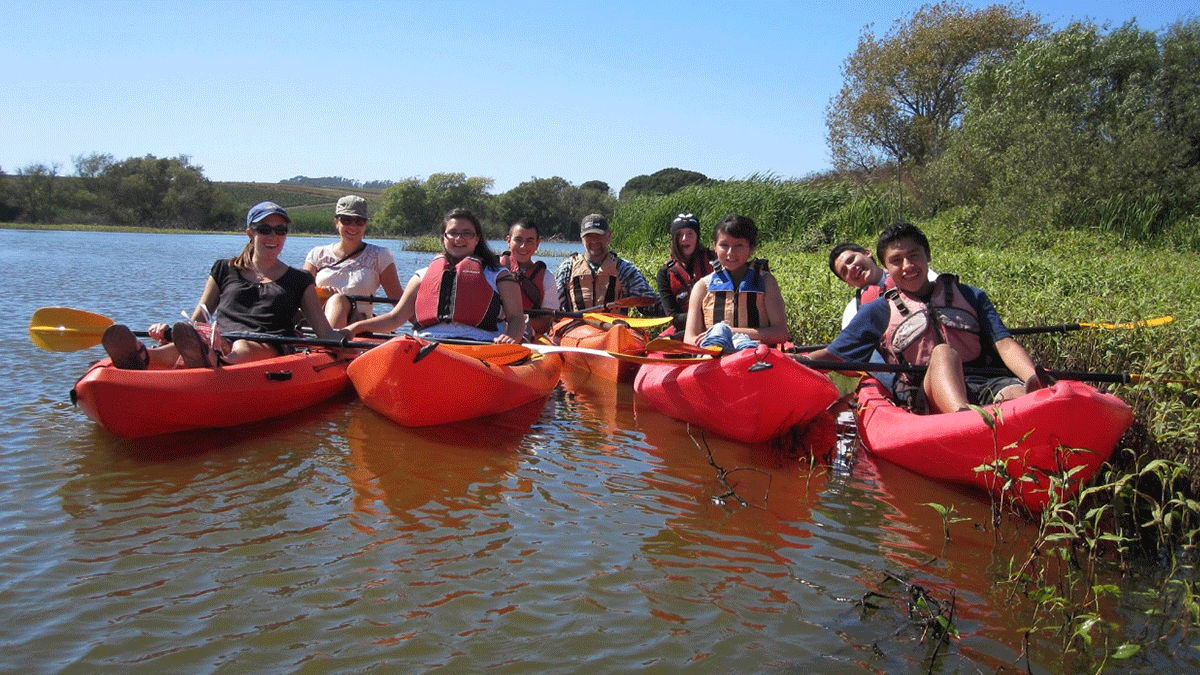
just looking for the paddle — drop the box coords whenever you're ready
[644,337,722,355]
[29,307,380,353]
[793,357,1188,386]
[782,315,1177,353]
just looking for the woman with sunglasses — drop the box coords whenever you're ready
[342,207,525,344]
[100,202,340,369]
[303,195,403,329]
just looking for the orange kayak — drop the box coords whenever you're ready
[71,350,351,439]
[347,335,563,427]
[634,345,840,443]
[550,317,647,383]
[855,378,1132,513]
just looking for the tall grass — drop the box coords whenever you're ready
[612,176,912,253]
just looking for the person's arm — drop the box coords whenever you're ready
[378,263,403,298]
[683,277,709,346]
[495,271,525,344]
[190,276,221,322]
[526,267,558,337]
[994,337,1037,383]
[554,258,572,311]
[656,264,688,330]
[344,274,420,335]
[617,259,663,314]
[730,273,790,344]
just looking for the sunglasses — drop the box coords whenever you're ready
[253,224,289,235]
[338,216,367,225]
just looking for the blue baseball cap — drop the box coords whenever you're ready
[246,201,290,227]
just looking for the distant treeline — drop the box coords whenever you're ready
[0,159,717,240]
[280,175,396,190]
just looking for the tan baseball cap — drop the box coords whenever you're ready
[335,195,369,219]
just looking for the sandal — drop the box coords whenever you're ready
[102,324,149,370]
[172,321,217,369]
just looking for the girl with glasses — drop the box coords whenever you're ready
[341,208,525,344]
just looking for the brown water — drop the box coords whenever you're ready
[3,229,1194,674]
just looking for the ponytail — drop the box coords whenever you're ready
[230,240,255,270]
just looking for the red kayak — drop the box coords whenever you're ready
[854,378,1133,513]
[634,345,841,443]
[347,335,563,427]
[71,350,352,439]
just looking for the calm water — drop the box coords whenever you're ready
[2,229,1194,674]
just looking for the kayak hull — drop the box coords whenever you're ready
[71,350,351,439]
[854,378,1133,512]
[634,345,841,443]
[551,318,647,383]
[347,335,563,427]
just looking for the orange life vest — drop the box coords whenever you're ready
[565,252,622,312]
[700,260,770,329]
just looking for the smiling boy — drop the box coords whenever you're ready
[806,222,1047,414]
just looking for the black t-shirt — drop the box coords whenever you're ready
[210,258,314,336]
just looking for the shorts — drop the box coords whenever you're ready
[965,375,1024,405]
[896,374,1024,413]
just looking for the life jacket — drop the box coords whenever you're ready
[565,252,622,312]
[499,251,547,311]
[701,259,770,329]
[855,273,896,309]
[413,255,503,331]
[881,274,982,371]
[665,253,715,298]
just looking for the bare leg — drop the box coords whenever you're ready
[323,295,354,330]
[222,339,279,365]
[147,344,181,369]
[993,384,1026,404]
[924,344,970,413]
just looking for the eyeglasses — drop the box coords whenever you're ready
[443,230,478,240]
[338,216,367,226]
[254,224,289,235]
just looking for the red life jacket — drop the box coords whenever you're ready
[855,273,896,309]
[499,251,547,311]
[880,274,982,368]
[665,252,715,298]
[413,255,503,331]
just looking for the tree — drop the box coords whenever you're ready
[373,173,495,236]
[826,1,1042,173]
[15,163,61,223]
[931,19,1200,239]
[375,178,432,236]
[619,168,708,200]
[83,154,231,228]
[579,180,612,194]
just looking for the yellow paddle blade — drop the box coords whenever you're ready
[644,337,722,355]
[580,313,672,329]
[29,307,114,352]
[1079,315,1174,330]
[438,342,534,366]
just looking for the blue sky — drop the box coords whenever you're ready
[3,0,1195,194]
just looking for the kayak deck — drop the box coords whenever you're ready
[551,317,647,383]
